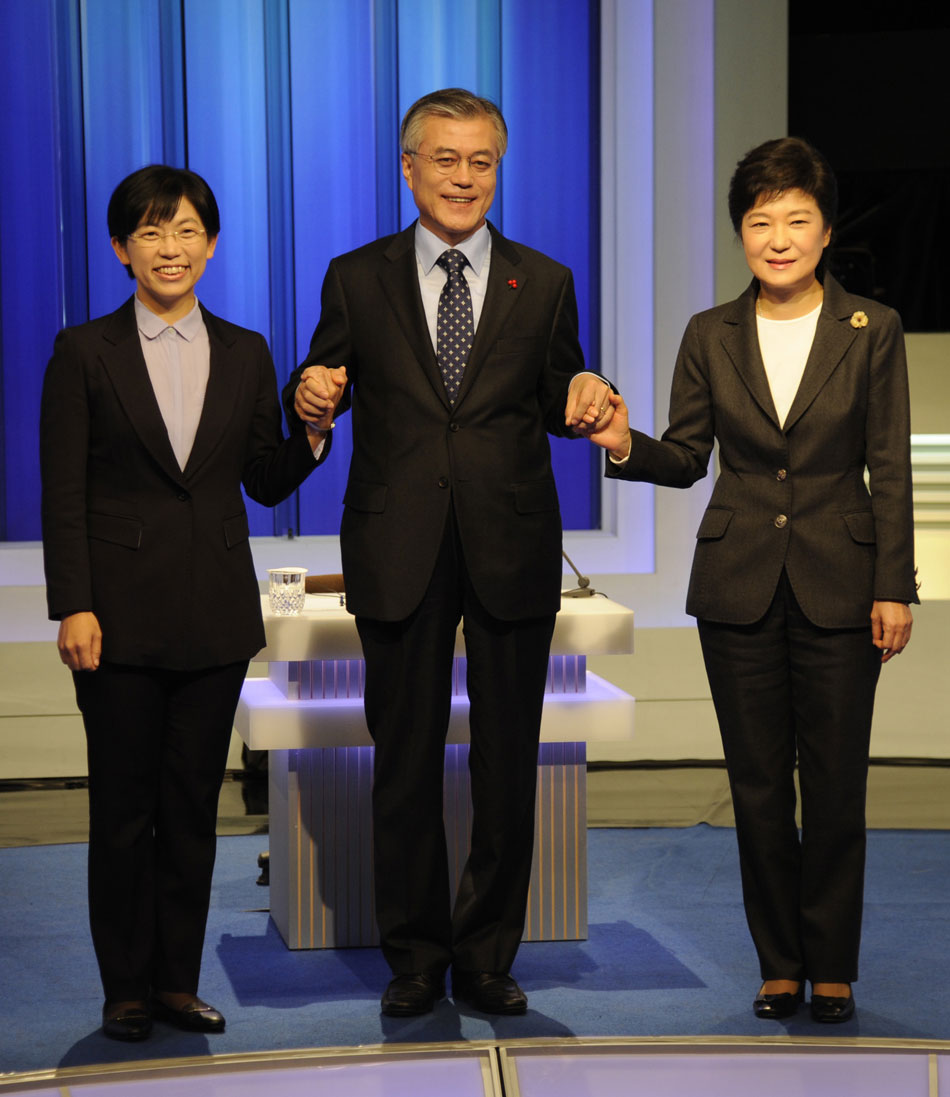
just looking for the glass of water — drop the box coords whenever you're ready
[267,567,308,616]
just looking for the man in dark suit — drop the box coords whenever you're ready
[287,89,610,1016]
[41,166,330,1040]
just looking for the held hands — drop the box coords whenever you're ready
[565,375,613,435]
[563,377,632,460]
[583,391,632,462]
[871,600,913,663]
[295,365,348,436]
[57,611,102,672]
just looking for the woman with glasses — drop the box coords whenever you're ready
[40,165,332,1040]
[587,137,917,1023]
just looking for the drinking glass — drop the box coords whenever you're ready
[267,567,308,616]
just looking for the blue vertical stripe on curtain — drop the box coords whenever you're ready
[81,0,168,321]
[287,0,379,537]
[0,0,81,539]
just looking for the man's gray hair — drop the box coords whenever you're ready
[400,88,508,157]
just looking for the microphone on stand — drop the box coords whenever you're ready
[562,550,596,598]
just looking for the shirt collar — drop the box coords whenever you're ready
[414,221,490,277]
[134,295,204,341]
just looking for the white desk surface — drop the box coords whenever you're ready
[255,593,634,662]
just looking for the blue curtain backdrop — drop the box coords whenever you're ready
[0,0,600,541]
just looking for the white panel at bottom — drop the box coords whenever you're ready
[505,1049,933,1097]
[3,1052,495,1097]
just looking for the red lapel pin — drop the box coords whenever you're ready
[507,279,518,289]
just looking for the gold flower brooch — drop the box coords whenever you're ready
[850,311,869,329]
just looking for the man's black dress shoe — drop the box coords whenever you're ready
[452,971,528,1015]
[753,984,804,1020]
[810,988,855,1023]
[151,996,226,1032]
[102,1002,152,1041]
[380,973,445,1016]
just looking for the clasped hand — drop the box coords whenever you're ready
[294,365,349,435]
[565,375,613,436]
[568,382,632,461]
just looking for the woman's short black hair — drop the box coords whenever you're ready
[727,137,837,234]
[107,165,220,242]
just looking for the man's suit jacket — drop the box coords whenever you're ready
[41,297,325,669]
[608,274,918,627]
[287,221,586,623]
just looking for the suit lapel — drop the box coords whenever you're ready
[720,275,862,434]
[452,225,525,410]
[719,282,781,428]
[378,226,450,408]
[182,306,241,480]
[99,299,184,484]
[782,274,860,432]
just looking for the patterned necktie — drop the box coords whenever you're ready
[435,249,474,405]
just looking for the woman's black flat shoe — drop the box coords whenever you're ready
[102,1002,151,1041]
[753,984,803,1019]
[810,989,855,1023]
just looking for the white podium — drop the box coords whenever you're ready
[235,595,635,949]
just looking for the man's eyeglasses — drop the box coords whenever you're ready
[127,227,207,247]
[407,151,499,176]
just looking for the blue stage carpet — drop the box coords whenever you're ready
[1,826,948,1075]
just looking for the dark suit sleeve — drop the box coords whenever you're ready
[240,330,330,507]
[865,309,918,604]
[40,327,95,620]
[283,259,354,427]
[606,313,714,488]
[538,267,592,440]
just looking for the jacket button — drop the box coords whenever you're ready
[438,477,449,489]
[449,422,459,433]
[774,514,788,528]
[776,468,787,481]
[177,492,190,502]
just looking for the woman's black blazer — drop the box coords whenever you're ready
[41,297,325,669]
[607,275,918,627]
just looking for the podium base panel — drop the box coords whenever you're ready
[268,742,588,950]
